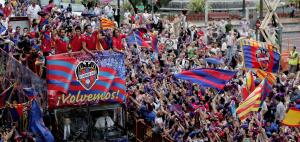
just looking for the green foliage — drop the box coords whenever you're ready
[288,0,300,3]
[81,0,98,8]
[188,0,205,13]
[158,0,172,7]
[121,1,133,11]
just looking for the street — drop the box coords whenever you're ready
[282,32,300,51]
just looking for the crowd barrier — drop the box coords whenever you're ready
[0,48,47,107]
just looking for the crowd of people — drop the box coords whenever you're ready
[0,0,300,141]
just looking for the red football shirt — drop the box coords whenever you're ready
[55,37,68,54]
[112,34,126,50]
[41,31,51,53]
[70,35,82,52]
[82,32,98,50]
[3,6,12,17]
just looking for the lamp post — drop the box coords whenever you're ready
[259,0,263,41]
[260,0,263,19]
[243,0,246,17]
[117,0,120,27]
[205,0,208,26]
[152,0,154,17]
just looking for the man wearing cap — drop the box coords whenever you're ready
[288,46,298,73]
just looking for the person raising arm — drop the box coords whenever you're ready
[82,25,103,56]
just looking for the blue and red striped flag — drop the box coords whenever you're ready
[174,68,237,90]
[0,84,14,108]
[110,78,126,102]
[260,78,272,106]
[241,39,280,73]
[151,34,159,53]
[126,31,150,48]
[47,54,127,107]
[47,55,79,94]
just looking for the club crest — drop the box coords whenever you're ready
[255,47,270,71]
[75,61,99,90]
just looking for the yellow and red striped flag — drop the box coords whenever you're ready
[237,79,265,122]
[241,70,255,100]
[281,108,300,127]
[246,70,255,93]
[100,18,116,30]
[256,69,276,85]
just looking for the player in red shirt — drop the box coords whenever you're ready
[70,26,82,52]
[54,28,69,54]
[112,29,126,52]
[82,25,103,56]
[41,25,52,56]
[3,2,12,18]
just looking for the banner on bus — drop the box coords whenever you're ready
[47,51,126,108]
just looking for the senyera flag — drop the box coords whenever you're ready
[240,39,280,73]
[174,68,237,90]
[236,79,266,122]
[47,51,126,108]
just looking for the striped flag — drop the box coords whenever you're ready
[240,39,280,73]
[110,78,126,103]
[281,108,300,127]
[246,70,255,93]
[255,69,276,84]
[237,79,266,122]
[47,55,79,94]
[100,18,116,30]
[174,68,237,90]
[151,34,159,53]
[261,78,272,104]
[46,53,127,107]
[126,31,150,48]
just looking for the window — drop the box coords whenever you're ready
[54,104,126,141]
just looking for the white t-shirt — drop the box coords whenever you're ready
[104,5,113,16]
[95,116,114,129]
[27,5,41,20]
[275,102,286,121]
[94,7,102,16]
[221,42,227,51]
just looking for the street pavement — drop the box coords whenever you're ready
[189,18,300,51]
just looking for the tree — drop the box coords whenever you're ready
[128,0,142,13]
[188,0,206,13]
[82,0,97,8]
[289,0,300,8]
[128,0,171,13]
